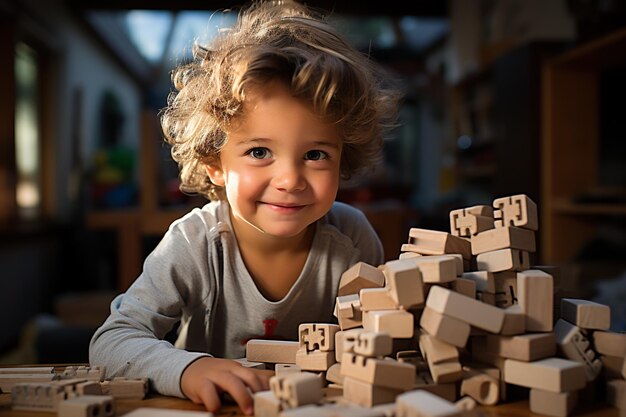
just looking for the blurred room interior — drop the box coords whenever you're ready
[1,0,625,364]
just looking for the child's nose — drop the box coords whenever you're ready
[271,163,306,192]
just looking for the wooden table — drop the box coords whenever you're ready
[0,391,620,416]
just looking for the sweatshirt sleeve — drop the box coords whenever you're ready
[89,219,214,398]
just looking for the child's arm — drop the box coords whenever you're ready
[181,357,273,415]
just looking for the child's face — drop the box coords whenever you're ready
[205,81,342,240]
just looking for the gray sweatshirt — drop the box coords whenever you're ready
[89,200,383,398]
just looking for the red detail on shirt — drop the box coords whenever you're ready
[240,318,287,345]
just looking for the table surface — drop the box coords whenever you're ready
[0,391,620,417]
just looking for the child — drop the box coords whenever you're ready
[89,0,400,414]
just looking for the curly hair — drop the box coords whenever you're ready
[160,0,401,200]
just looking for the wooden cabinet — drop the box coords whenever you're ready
[541,29,626,272]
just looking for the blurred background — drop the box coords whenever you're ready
[1,0,625,364]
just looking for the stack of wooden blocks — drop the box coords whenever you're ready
[246,194,626,417]
[4,365,149,416]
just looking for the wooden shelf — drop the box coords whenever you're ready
[541,28,626,264]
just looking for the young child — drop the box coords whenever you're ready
[89,0,400,414]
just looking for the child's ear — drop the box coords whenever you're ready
[203,163,225,187]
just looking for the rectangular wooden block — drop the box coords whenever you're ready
[517,269,554,332]
[339,262,385,297]
[593,331,626,357]
[462,271,495,293]
[342,376,401,407]
[407,228,472,260]
[561,298,611,330]
[451,277,476,299]
[419,306,470,348]
[470,226,536,255]
[0,374,55,392]
[485,333,556,362]
[383,259,424,309]
[353,331,393,357]
[409,256,458,283]
[122,408,213,417]
[335,329,363,362]
[425,285,505,333]
[340,353,416,391]
[503,358,586,393]
[500,305,526,335]
[476,249,529,272]
[246,340,300,364]
[607,379,626,410]
[56,395,115,417]
[529,389,578,417]
[254,390,282,417]
[0,367,54,374]
[269,372,322,409]
[553,319,602,381]
[362,309,414,339]
[418,333,459,364]
[359,288,398,312]
[334,294,362,330]
[295,348,335,372]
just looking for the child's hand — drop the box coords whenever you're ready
[181,357,273,415]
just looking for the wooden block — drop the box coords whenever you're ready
[360,288,398,312]
[0,367,54,374]
[593,331,626,357]
[383,259,424,309]
[462,363,505,402]
[61,366,105,382]
[233,358,266,369]
[247,340,300,364]
[56,395,115,417]
[278,404,332,417]
[276,364,302,377]
[470,226,536,256]
[427,361,462,385]
[460,369,499,405]
[462,271,495,293]
[75,381,102,396]
[493,194,538,231]
[450,207,494,238]
[0,374,56,392]
[100,377,148,399]
[395,389,462,417]
[553,319,602,381]
[485,333,556,362]
[399,251,423,260]
[406,228,472,260]
[561,298,611,330]
[11,382,68,412]
[325,363,343,385]
[335,329,363,362]
[476,249,529,272]
[334,294,363,330]
[122,408,213,416]
[408,256,458,283]
[342,376,401,407]
[295,348,335,372]
[299,324,340,352]
[600,355,625,380]
[607,379,626,410]
[418,333,459,365]
[425,286,505,333]
[269,372,322,409]
[451,278,476,299]
[476,291,496,305]
[499,305,526,335]
[362,310,414,339]
[254,390,282,417]
[517,269,554,332]
[503,358,586,393]
[340,353,416,391]
[353,331,393,357]
[419,306,470,348]
[338,262,385,296]
[414,372,458,402]
[494,271,517,308]
[529,389,578,417]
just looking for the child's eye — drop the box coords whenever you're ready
[304,150,329,161]
[246,147,271,159]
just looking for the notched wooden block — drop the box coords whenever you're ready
[338,262,385,297]
[299,324,340,352]
[493,194,538,231]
